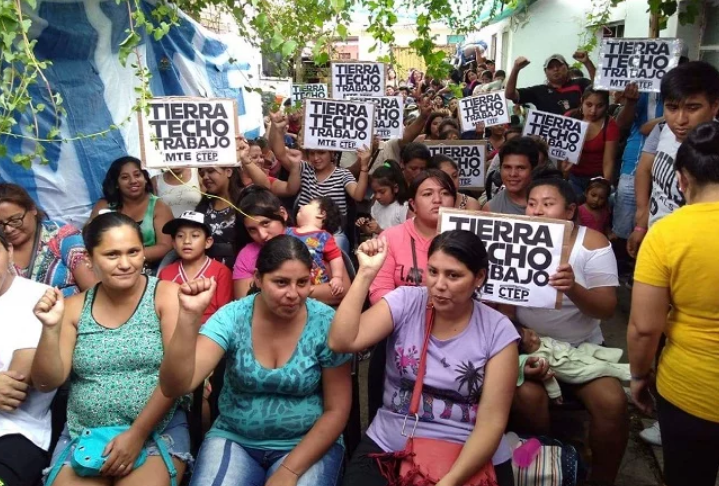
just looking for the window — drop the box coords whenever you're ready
[700,4,719,68]
[339,53,352,60]
[490,33,497,61]
[602,23,625,39]
[500,30,509,71]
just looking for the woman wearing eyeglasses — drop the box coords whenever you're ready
[0,184,96,297]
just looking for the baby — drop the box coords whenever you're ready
[516,325,630,404]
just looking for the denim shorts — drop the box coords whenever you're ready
[44,409,192,478]
[190,436,344,486]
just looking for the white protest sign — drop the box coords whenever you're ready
[439,209,573,309]
[425,141,486,190]
[595,38,683,93]
[303,98,375,152]
[522,110,588,164]
[350,96,404,139]
[139,97,239,169]
[458,91,510,131]
[331,62,386,99]
[291,84,328,104]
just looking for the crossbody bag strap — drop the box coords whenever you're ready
[152,432,178,486]
[408,304,435,416]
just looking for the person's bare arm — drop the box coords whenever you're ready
[269,363,351,483]
[574,50,596,81]
[400,99,433,148]
[88,199,109,222]
[505,57,529,103]
[442,344,518,485]
[640,117,664,136]
[349,147,371,202]
[269,111,292,171]
[71,261,98,292]
[615,84,639,131]
[233,278,252,299]
[270,149,302,198]
[627,152,655,258]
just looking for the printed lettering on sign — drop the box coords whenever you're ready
[425,141,486,189]
[439,209,573,309]
[302,98,375,152]
[139,97,239,169]
[522,109,588,164]
[291,84,328,104]
[350,96,404,139]
[594,38,683,93]
[458,92,510,132]
[332,62,386,99]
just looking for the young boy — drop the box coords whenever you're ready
[629,61,719,256]
[287,197,346,296]
[159,211,233,323]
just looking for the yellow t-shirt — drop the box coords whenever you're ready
[635,201,719,423]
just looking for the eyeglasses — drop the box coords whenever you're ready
[0,210,28,230]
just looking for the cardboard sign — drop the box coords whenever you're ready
[594,38,683,92]
[458,91,510,131]
[291,83,328,104]
[302,98,375,151]
[350,96,404,139]
[522,110,588,164]
[438,209,573,309]
[331,62,386,99]
[139,97,239,169]
[425,141,486,189]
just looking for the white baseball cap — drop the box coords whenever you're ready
[162,211,211,236]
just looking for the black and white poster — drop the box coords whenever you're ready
[291,84,328,104]
[302,98,375,151]
[350,96,404,139]
[439,209,573,309]
[331,62,386,99]
[140,97,239,169]
[458,91,510,131]
[522,109,588,164]
[595,38,683,92]
[425,141,486,189]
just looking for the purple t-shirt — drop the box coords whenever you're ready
[232,242,262,280]
[367,286,519,465]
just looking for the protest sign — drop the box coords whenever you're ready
[331,62,386,99]
[425,141,486,189]
[522,109,588,164]
[139,97,239,169]
[291,83,328,104]
[595,38,683,92]
[458,91,510,131]
[350,96,404,139]
[302,98,375,151]
[439,209,573,309]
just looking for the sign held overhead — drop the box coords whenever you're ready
[303,98,375,152]
[458,91,510,132]
[425,141,486,189]
[331,62,386,99]
[350,96,404,140]
[522,109,588,164]
[594,38,683,92]
[291,84,328,104]
[439,209,573,309]
[139,97,239,169]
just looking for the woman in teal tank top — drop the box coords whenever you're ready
[89,156,174,270]
[160,235,351,486]
[32,213,192,485]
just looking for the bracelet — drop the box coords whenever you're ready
[281,463,299,477]
[360,169,369,173]
[631,373,650,381]
[633,226,647,233]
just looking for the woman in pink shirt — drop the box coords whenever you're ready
[368,170,456,305]
[232,187,349,306]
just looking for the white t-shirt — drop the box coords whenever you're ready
[371,200,408,232]
[649,125,684,227]
[0,276,56,450]
[516,226,619,347]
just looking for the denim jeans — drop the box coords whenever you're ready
[334,230,350,255]
[612,174,636,239]
[190,437,344,486]
[567,173,595,199]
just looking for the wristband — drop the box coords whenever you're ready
[633,226,647,233]
[630,373,649,381]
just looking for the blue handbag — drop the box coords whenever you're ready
[45,426,177,486]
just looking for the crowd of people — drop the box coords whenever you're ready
[1,48,719,486]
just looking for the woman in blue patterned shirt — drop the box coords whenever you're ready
[160,234,352,486]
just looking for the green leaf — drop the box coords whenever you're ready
[330,0,345,13]
[270,32,283,50]
[315,52,330,66]
[281,40,297,58]
[47,127,60,139]
[337,24,348,38]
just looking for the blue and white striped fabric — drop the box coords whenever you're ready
[0,1,264,227]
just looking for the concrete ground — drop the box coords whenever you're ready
[355,284,711,486]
